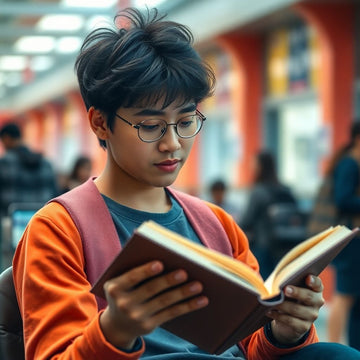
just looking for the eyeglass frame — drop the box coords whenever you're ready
[114,109,206,143]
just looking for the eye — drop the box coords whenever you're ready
[178,116,195,128]
[140,119,164,132]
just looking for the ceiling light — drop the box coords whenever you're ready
[14,36,56,54]
[86,16,112,31]
[56,37,82,53]
[0,56,27,71]
[37,15,85,32]
[61,0,117,8]
[30,56,55,72]
[134,0,168,8]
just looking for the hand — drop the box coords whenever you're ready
[267,275,325,345]
[99,261,208,349]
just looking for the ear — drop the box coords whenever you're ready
[88,107,108,141]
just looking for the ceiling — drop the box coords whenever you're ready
[0,0,309,113]
[0,0,190,112]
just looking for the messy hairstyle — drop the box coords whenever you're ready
[75,7,215,147]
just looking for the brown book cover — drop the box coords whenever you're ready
[91,221,359,354]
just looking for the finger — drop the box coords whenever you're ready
[273,299,319,323]
[129,269,190,304]
[150,294,209,328]
[283,285,325,307]
[143,280,205,315]
[305,275,323,292]
[104,261,164,297]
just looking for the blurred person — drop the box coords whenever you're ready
[208,179,242,222]
[11,7,360,360]
[239,151,303,279]
[63,155,93,192]
[325,121,360,350]
[0,122,58,268]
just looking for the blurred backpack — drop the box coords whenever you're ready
[266,186,307,259]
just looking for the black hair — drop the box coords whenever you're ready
[0,122,21,139]
[69,156,92,180]
[210,179,227,192]
[254,150,279,184]
[75,7,215,148]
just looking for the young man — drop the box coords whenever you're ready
[12,7,360,360]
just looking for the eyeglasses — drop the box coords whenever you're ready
[115,110,206,143]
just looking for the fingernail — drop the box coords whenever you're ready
[189,282,202,292]
[151,261,162,272]
[174,270,186,281]
[285,286,294,296]
[196,297,208,306]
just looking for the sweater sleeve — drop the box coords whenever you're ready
[206,203,319,359]
[13,202,145,360]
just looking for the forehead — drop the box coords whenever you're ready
[124,96,196,113]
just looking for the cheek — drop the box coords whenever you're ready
[181,138,195,158]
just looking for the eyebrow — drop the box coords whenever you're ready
[133,103,197,117]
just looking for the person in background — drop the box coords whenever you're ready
[12,7,360,360]
[208,179,241,222]
[0,122,58,269]
[239,150,299,279]
[326,121,360,350]
[65,155,93,192]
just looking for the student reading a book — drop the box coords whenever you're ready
[12,7,360,360]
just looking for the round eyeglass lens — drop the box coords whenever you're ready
[138,115,202,142]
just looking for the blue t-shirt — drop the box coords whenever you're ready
[102,192,246,359]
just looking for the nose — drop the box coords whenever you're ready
[158,124,181,152]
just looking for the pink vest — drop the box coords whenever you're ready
[51,178,233,310]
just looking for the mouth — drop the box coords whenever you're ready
[155,159,181,173]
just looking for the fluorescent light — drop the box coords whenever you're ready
[134,0,168,8]
[86,16,112,31]
[37,15,85,32]
[30,56,55,72]
[14,36,56,54]
[0,56,27,71]
[61,0,117,8]
[56,37,82,53]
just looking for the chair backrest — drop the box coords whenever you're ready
[0,266,24,360]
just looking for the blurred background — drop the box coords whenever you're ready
[1,0,355,208]
[0,0,357,344]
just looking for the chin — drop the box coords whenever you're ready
[152,175,178,188]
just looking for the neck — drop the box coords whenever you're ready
[94,171,171,213]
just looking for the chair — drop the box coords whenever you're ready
[0,266,24,360]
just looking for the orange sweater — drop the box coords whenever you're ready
[13,197,318,360]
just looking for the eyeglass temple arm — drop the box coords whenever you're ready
[196,109,206,121]
[115,114,140,129]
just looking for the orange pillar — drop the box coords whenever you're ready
[216,33,263,186]
[294,2,355,155]
[294,2,355,302]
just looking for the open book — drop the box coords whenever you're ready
[91,221,359,354]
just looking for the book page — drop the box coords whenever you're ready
[264,226,337,291]
[139,221,269,297]
[267,226,352,294]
